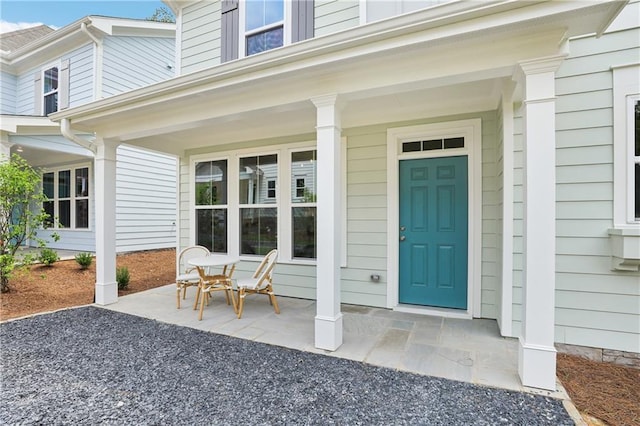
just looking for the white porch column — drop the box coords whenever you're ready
[94,138,119,305]
[516,55,565,390]
[311,94,343,351]
[0,132,11,162]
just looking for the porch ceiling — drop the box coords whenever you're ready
[49,0,626,156]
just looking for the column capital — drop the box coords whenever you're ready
[311,93,341,109]
[93,137,120,161]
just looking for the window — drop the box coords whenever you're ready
[42,166,90,229]
[634,99,639,220]
[43,66,58,115]
[612,65,640,226]
[195,160,228,253]
[244,0,284,56]
[609,64,639,270]
[239,154,278,255]
[291,150,316,259]
[267,179,276,199]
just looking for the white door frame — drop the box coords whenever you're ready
[386,119,482,319]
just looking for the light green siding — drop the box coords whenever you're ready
[511,24,640,352]
[179,111,500,311]
[181,1,221,75]
[314,0,359,37]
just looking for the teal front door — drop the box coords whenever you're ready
[399,156,468,309]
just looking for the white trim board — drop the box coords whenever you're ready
[386,118,482,319]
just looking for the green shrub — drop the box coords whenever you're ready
[39,248,58,266]
[75,252,93,269]
[116,266,130,290]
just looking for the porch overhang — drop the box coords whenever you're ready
[49,0,626,154]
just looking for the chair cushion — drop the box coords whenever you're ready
[236,278,260,290]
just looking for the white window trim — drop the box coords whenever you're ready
[238,0,292,59]
[41,61,61,115]
[609,63,640,271]
[42,162,92,231]
[190,141,317,265]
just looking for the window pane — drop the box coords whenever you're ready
[291,150,316,203]
[423,139,442,151]
[444,137,464,149]
[634,163,639,219]
[246,26,283,55]
[43,172,54,198]
[246,0,283,31]
[240,154,277,204]
[293,207,316,259]
[196,209,228,253]
[634,100,639,157]
[402,141,421,153]
[76,199,89,229]
[59,200,71,228]
[58,170,70,198]
[76,167,89,197]
[240,207,277,255]
[44,67,58,92]
[195,160,227,205]
[44,93,58,115]
[43,201,54,227]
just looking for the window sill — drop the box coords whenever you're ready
[608,227,640,271]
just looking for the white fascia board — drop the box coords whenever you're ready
[162,0,196,16]
[0,115,59,134]
[50,0,626,125]
[89,16,175,38]
[3,16,175,73]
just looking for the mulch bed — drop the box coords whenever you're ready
[557,353,640,426]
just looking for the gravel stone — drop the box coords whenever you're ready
[0,307,573,425]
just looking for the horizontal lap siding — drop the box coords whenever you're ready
[512,26,640,352]
[554,26,639,352]
[344,131,387,307]
[181,1,221,75]
[116,146,177,252]
[0,71,17,114]
[16,67,37,114]
[480,112,499,319]
[314,0,359,37]
[66,43,94,108]
[102,37,174,97]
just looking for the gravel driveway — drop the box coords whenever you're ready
[0,307,573,425]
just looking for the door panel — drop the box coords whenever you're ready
[399,156,468,309]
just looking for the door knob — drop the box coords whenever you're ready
[400,235,406,241]
[400,226,406,231]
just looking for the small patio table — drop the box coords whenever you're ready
[188,255,241,319]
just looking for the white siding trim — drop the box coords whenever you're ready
[386,118,482,318]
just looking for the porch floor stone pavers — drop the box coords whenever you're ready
[0,306,575,425]
[101,284,568,398]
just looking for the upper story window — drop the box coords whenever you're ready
[34,60,68,116]
[221,0,313,63]
[43,66,59,115]
[245,0,284,56]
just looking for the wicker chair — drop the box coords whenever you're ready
[175,245,209,309]
[236,249,279,319]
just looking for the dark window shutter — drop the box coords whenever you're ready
[59,59,70,110]
[292,0,314,43]
[221,0,239,62]
[33,72,42,115]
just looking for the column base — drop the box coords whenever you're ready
[518,338,557,390]
[94,282,118,305]
[315,313,343,351]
